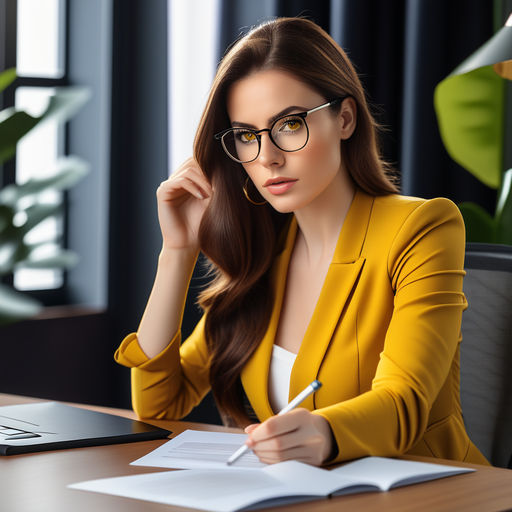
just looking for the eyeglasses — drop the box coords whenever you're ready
[214,97,346,164]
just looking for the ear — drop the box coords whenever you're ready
[338,97,357,140]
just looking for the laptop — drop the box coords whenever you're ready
[0,401,171,455]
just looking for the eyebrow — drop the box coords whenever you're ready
[231,105,307,129]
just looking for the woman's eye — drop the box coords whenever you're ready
[279,118,303,132]
[238,131,257,143]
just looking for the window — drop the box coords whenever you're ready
[169,0,219,172]
[16,0,65,79]
[10,0,68,292]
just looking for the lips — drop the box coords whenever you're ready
[263,177,296,187]
[263,177,298,195]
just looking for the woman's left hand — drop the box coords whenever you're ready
[244,408,335,466]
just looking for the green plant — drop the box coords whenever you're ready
[0,68,89,324]
[434,16,512,244]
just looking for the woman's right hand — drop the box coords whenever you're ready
[156,157,213,251]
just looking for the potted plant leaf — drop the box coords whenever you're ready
[0,68,89,325]
[434,14,512,244]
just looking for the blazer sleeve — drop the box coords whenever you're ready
[313,198,468,462]
[114,314,212,420]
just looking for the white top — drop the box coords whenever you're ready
[268,344,297,413]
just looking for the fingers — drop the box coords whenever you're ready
[247,409,334,466]
[248,408,303,443]
[158,174,209,202]
[155,158,213,250]
[244,423,260,434]
[253,445,323,466]
[157,158,213,203]
[177,158,213,195]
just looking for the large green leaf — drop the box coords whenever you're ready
[0,204,13,233]
[0,86,90,165]
[0,203,64,273]
[41,87,90,124]
[0,109,41,163]
[0,68,16,93]
[0,226,32,275]
[434,65,505,189]
[434,23,512,191]
[0,283,42,325]
[0,156,89,206]
[0,240,18,275]
[458,202,497,243]
[15,247,78,270]
[21,202,63,235]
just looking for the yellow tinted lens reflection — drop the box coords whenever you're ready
[272,116,307,151]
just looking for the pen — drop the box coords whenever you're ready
[226,379,322,466]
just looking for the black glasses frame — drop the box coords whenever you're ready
[214,96,347,163]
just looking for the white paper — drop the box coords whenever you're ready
[131,429,266,469]
[69,461,335,512]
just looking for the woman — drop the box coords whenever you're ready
[115,17,488,466]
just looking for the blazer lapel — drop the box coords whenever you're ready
[290,190,374,409]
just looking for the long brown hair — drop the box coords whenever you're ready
[193,17,398,425]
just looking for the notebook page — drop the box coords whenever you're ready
[330,456,474,491]
[70,463,336,512]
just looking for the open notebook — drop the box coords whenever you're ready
[69,456,474,511]
[0,401,170,455]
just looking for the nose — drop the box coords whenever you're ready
[257,131,284,168]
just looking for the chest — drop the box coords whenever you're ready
[273,254,331,354]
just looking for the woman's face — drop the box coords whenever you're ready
[226,69,355,214]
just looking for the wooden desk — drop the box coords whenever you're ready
[1,394,512,512]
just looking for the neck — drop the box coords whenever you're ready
[293,170,355,266]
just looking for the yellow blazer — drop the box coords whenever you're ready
[115,189,488,465]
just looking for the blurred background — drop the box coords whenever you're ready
[0,0,510,425]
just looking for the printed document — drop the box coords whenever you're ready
[131,429,266,469]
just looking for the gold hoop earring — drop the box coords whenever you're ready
[243,177,266,205]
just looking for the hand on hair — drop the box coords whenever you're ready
[244,408,335,466]
[156,157,212,251]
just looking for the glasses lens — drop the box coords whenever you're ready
[271,116,308,152]
[221,129,259,163]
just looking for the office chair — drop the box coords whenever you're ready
[460,243,512,468]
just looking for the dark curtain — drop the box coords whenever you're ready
[108,0,170,408]
[217,0,496,211]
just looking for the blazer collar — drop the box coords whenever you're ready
[241,188,374,420]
